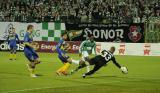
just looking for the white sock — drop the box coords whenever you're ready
[72,59,79,64]
[86,65,90,72]
[85,62,90,72]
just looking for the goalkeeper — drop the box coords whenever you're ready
[74,46,127,78]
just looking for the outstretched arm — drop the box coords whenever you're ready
[16,34,20,43]
[112,57,128,74]
[112,57,121,68]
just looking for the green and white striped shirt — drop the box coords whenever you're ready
[79,39,96,55]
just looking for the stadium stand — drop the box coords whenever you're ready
[0,0,159,42]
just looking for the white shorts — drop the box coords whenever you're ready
[81,51,89,61]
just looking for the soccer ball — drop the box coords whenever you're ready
[121,67,128,74]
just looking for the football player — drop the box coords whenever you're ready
[56,32,79,75]
[7,27,20,60]
[78,34,96,72]
[23,25,41,77]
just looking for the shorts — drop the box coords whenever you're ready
[82,51,89,57]
[9,44,17,50]
[56,48,69,63]
[81,51,89,61]
[24,47,39,62]
[58,55,69,63]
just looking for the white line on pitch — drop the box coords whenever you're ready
[1,81,121,93]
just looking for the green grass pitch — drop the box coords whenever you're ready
[0,52,160,93]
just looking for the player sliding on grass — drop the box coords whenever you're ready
[23,25,41,78]
[72,46,128,78]
[82,46,128,78]
[56,32,80,76]
[78,34,96,72]
[7,27,20,60]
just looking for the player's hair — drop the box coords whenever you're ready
[61,32,67,36]
[110,46,115,53]
[27,25,34,30]
[88,34,93,37]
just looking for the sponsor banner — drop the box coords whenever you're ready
[66,23,144,43]
[0,40,24,51]
[35,41,81,53]
[1,40,159,56]
[0,22,65,41]
[0,40,80,53]
[100,42,160,56]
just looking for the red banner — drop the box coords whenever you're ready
[0,40,81,53]
[35,41,81,53]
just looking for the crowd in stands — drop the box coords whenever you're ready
[0,0,159,24]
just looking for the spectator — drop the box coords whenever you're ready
[0,0,159,23]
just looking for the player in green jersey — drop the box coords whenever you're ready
[71,34,96,74]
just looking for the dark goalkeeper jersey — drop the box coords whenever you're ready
[89,50,121,68]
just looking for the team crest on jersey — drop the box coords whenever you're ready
[128,26,142,42]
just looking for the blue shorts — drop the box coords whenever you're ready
[9,41,17,49]
[56,48,69,63]
[58,55,69,63]
[24,47,39,62]
[9,43,17,50]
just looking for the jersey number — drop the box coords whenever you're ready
[102,51,112,61]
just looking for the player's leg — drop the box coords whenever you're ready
[12,47,17,60]
[56,63,71,76]
[82,64,102,78]
[70,51,91,74]
[60,62,71,75]
[24,49,37,77]
[64,57,81,71]
[31,49,41,77]
[56,55,71,75]
[70,62,87,74]
[9,45,14,60]
[32,49,40,65]
[71,54,99,74]
[56,62,66,76]
[70,58,80,65]
[81,51,90,72]
[58,55,80,75]
[9,49,13,60]
[70,60,87,75]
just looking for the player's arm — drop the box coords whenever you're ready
[79,41,85,56]
[15,34,20,43]
[79,41,85,53]
[112,57,128,74]
[6,35,9,44]
[63,43,71,52]
[56,46,68,58]
[56,40,67,57]
[111,57,121,68]
[93,42,97,55]
[23,42,33,48]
